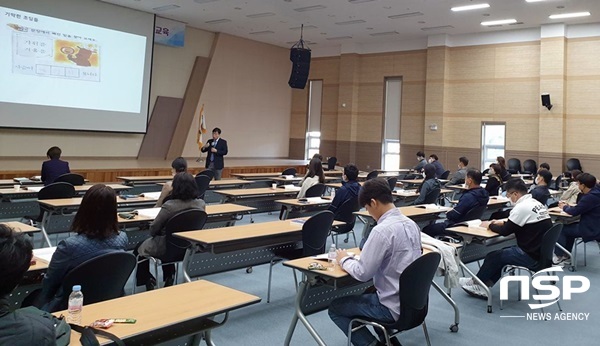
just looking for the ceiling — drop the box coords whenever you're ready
[101,0,600,49]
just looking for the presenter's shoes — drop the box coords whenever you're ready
[460,278,488,299]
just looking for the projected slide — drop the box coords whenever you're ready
[0,6,146,113]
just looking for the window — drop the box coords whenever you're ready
[382,77,402,171]
[305,80,322,160]
[481,123,506,170]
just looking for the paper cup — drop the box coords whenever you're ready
[14,185,20,191]
[272,183,277,190]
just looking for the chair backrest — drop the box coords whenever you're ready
[458,205,487,223]
[422,184,441,204]
[194,175,212,199]
[366,170,379,180]
[38,182,76,200]
[387,177,398,191]
[196,170,215,180]
[301,210,335,256]
[305,183,326,198]
[440,170,451,180]
[58,251,136,311]
[54,173,85,186]
[392,252,441,330]
[523,159,538,174]
[281,167,297,176]
[163,209,208,262]
[532,223,563,272]
[332,197,360,234]
[327,157,337,170]
[508,158,522,174]
[566,158,582,172]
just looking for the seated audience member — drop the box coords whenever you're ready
[0,225,58,345]
[559,170,582,205]
[328,178,421,346]
[40,184,128,312]
[445,156,469,186]
[155,157,188,207]
[496,156,511,181]
[485,163,503,197]
[539,162,550,171]
[41,146,70,185]
[414,151,427,173]
[428,154,446,178]
[411,163,441,205]
[297,157,325,199]
[554,173,600,265]
[423,169,489,237]
[460,178,552,298]
[531,169,552,205]
[328,163,360,214]
[136,173,205,289]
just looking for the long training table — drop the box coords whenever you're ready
[213,187,301,216]
[276,197,332,220]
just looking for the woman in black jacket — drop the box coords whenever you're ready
[485,163,503,196]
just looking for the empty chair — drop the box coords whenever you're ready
[267,211,335,302]
[366,171,379,180]
[53,252,136,312]
[194,174,212,199]
[440,170,451,180]
[326,157,338,171]
[53,173,85,186]
[330,197,360,246]
[196,169,215,181]
[522,159,537,175]
[281,167,297,176]
[507,158,522,174]
[347,252,441,346]
[566,158,582,172]
[387,177,398,191]
[304,183,326,198]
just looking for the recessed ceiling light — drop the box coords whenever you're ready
[294,5,327,12]
[525,0,546,3]
[370,31,399,37]
[451,3,490,12]
[335,19,366,25]
[290,25,317,30]
[388,12,424,19]
[205,19,231,24]
[481,19,517,26]
[326,36,353,40]
[152,4,180,12]
[348,0,377,3]
[421,25,454,31]
[246,12,276,18]
[193,0,218,4]
[249,30,275,35]
[549,12,591,19]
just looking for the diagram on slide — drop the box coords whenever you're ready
[7,23,100,82]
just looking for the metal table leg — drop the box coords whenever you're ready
[284,278,326,346]
[431,281,460,332]
[40,210,53,247]
[182,246,195,283]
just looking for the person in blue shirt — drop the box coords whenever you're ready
[41,146,70,185]
[554,173,600,265]
[328,163,360,214]
[413,151,427,172]
[428,154,446,178]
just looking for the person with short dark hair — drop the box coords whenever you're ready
[555,173,600,265]
[485,163,503,196]
[41,146,70,185]
[460,178,553,298]
[414,151,427,172]
[412,163,441,205]
[423,169,489,237]
[201,127,228,180]
[297,157,325,199]
[39,184,128,312]
[539,162,550,171]
[328,178,421,346]
[445,156,469,186]
[0,225,58,345]
[428,154,446,178]
[155,157,188,207]
[328,164,360,214]
[531,169,552,205]
[136,173,206,289]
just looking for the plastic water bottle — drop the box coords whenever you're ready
[328,244,337,271]
[331,189,336,199]
[67,285,84,325]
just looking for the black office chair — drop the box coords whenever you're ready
[507,158,522,174]
[422,186,441,205]
[281,167,297,176]
[326,157,338,171]
[136,209,207,290]
[500,224,563,313]
[522,159,537,175]
[194,175,211,199]
[347,252,441,346]
[267,211,335,303]
[330,197,360,246]
[52,251,136,312]
[366,171,379,180]
[53,173,85,186]
[387,177,398,191]
[566,158,582,172]
[196,170,215,181]
[440,170,451,180]
[305,183,326,198]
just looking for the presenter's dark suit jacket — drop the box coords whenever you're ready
[201,138,228,170]
[41,159,70,186]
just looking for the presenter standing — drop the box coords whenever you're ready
[201,128,228,180]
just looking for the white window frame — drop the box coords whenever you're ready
[305,80,322,160]
[481,122,506,170]
[382,77,402,171]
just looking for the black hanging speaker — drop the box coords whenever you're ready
[288,48,311,89]
[541,93,552,110]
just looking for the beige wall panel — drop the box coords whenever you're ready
[310,58,341,81]
[402,84,426,114]
[493,81,540,115]
[291,88,308,113]
[443,118,482,149]
[356,115,382,143]
[393,51,427,82]
[567,38,600,76]
[448,47,495,80]
[540,38,566,76]
[360,55,394,82]
[494,43,540,79]
[505,118,540,151]
[357,85,385,114]
[425,83,446,114]
[401,113,425,145]
[424,114,444,147]
[566,80,600,115]
[322,85,340,113]
[565,117,600,154]
[321,112,338,140]
[336,112,354,142]
[426,47,448,79]
[445,82,495,114]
